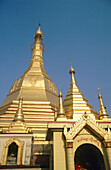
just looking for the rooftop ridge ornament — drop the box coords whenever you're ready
[98,88,109,120]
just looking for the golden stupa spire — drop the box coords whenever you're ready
[63,63,99,120]
[1,22,58,107]
[56,90,66,120]
[31,22,43,64]
[14,96,24,122]
[5,97,30,133]
[69,62,76,87]
[98,88,109,120]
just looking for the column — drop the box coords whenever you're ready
[66,142,75,170]
[105,141,111,169]
[53,132,67,170]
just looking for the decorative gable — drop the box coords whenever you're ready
[64,112,107,141]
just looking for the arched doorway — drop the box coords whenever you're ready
[74,144,105,170]
[7,142,18,165]
[1,137,24,165]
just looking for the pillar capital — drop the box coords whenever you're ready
[105,141,111,148]
[66,141,73,148]
[104,138,111,148]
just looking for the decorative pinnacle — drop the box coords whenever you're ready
[69,63,76,87]
[98,89,109,120]
[59,90,62,98]
[98,88,102,99]
[69,62,75,74]
[35,22,43,37]
[14,96,24,122]
[57,90,65,118]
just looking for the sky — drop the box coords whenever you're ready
[0,0,111,116]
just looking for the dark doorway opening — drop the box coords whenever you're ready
[34,155,50,168]
[74,144,105,170]
[7,142,18,165]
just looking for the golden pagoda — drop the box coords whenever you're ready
[0,24,58,144]
[0,23,111,170]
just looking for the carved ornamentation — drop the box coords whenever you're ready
[64,114,107,141]
[1,137,24,165]
[48,80,58,94]
[9,77,22,93]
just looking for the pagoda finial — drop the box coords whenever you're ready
[69,63,76,87]
[31,22,43,64]
[57,90,66,120]
[14,96,24,122]
[58,90,64,114]
[35,22,43,38]
[98,88,102,99]
[69,62,75,74]
[98,88,109,120]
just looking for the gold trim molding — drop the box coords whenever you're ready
[1,137,24,165]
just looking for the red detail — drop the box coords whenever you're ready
[33,155,38,164]
[106,146,111,148]
[75,165,87,170]
[97,122,111,124]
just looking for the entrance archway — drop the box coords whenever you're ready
[74,144,105,170]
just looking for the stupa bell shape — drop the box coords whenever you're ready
[1,24,58,107]
[63,64,99,120]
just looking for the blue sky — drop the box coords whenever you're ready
[0,0,111,116]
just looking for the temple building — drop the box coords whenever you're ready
[0,24,111,170]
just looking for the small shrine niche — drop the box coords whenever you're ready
[6,142,18,165]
